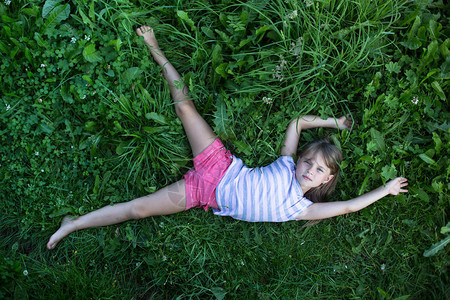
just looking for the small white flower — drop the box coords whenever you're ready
[262,96,273,105]
[71,37,77,43]
[305,0,314,7]
[381,263,386,271]
[289,10,298,19]
[81,95,86,99]
[6,104,11,111]
[40,64,46,68]
[159,222,164,228]
[240,260,245,266]
[35,152,39,156]
[411,97,419,105]
[5,0,11,5]
[84,35,91,41]
[38,98,43,103]
[41,169,44,172]
[162,255,167,261]
[71,145,74,149]
[23,270,28,276]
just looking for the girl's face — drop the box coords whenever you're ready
[296,152,334,193]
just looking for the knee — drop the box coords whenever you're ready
[129,203,147,220]
[175,100,195,117]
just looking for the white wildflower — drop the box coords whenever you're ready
[381,263,386,271]
[41,169,44,172]
[159,222,164,228]
[40,64,46,68]
[81,95,86,99]
[71,37,77,43]
[38,98,43,103]
[35,151,39,156]
[5,0,11,5]
[23,270,28,276]
[6,104,11,111]
[305,0,314,7]
[262,96,273,105]
[411,97,419,105]
[84,35,91,41]
[287,10,298,19]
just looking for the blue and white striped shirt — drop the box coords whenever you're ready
[213,156,313,222]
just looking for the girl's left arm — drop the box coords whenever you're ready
[297,177,408,220]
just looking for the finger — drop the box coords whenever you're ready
[399,189,408,193]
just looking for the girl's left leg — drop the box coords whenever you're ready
[47,180,186,249]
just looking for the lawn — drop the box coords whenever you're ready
[1,0,448,298]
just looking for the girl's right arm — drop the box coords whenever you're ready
[281,115,353,157]
[297,177,408,220]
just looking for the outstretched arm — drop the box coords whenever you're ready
[297,177,408,220]
[280,115,354,157]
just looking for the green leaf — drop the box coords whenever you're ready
[49,207,74,218]
[211,287,227,300]
[42,0,61,18]
[176,10,195,31]
[423,235,450,257]
[370,128,385,152]
[233,140,252,156]
[441,223,450,234]
[418,153,436,165]
[213,99,229,138]
[60,85,74,104]
[431,81,446,100]
[78,7,94,28]
[201,26,215,39]
[82,44,103,63]
[108,38,122,52]
[34,32,49,49]
[386,62,401,74]
[215,63,228,78]
[42,3,70,34]
[145,112,167,125]
[122,67,143,84]
[381,164,397,183]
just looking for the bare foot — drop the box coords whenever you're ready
[136,25,167,64]
[47,216,77,250]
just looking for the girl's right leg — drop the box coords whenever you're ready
[47,180,186,249]
[136,26,216,157]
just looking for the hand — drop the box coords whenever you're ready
[385,177,408,195]
[337,114,356,130]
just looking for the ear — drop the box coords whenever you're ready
[323,175,334,184]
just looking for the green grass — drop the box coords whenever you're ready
[1,0,448,298]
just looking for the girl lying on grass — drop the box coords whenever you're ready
[47,26,408,250]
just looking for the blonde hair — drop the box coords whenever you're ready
[299,137,343,227]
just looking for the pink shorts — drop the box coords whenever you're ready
[184,138,233,211]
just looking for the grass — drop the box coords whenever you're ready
[1,0,448,298]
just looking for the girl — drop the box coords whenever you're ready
[47,26,408,250]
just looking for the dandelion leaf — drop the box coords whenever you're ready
[42,0,61,18]
[213,100,229,138]
[83,44,103,63]
[42,3,70,34]
[423,235,450,257]
[211,287,227,300]
[370,128,385,152]
[122,67,143,84]
[418,153,436,165]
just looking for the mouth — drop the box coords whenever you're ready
[302,175,312,181]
